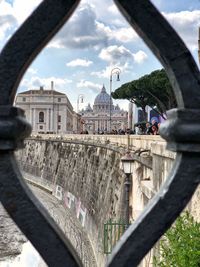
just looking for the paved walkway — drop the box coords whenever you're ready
[29,184,97,267]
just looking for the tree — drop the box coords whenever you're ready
[112,69,176,120]
[154,212,200,267]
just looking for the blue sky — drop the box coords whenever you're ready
[0,0,200,111]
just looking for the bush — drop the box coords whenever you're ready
[154,212,200,267]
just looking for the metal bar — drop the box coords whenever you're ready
[105,0,200,266]
[107,154,200,267]
[124,173,131,228]
[0,0,81,105]
[114,0,200,109]
[109,223,112,254]
[0,0,82,266]
[0,0,199,266]
[104,223,108,254]
[114,223,117,247]
[0,152,82,266]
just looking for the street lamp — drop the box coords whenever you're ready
[109,67,121,133]
[121,151,134,228]
[77,94,84,133]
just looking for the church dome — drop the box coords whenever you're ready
[85,103,93,112]
[94,85,113,105]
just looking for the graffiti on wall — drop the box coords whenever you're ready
[54,185,87,227]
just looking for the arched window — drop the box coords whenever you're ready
[39,111,44,122]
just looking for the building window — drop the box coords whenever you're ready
[39,111,44,122]
[58,125,61,130]
[22,97,26,101]
[58,115,61,122]
[58,98,61,102]
[39,125,43,130]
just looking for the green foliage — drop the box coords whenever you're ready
[154,212,200,267]
[112,69,176,120]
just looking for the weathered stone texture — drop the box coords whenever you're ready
[29,185,97,267]
[15,135,200,266]
[0,204,26,261]
[17,138,126,266]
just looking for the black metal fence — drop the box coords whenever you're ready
[0,0,199,266]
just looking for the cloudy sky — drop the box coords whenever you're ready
[0,0,200,111]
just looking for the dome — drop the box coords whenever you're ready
[85,103,93,112]
[94,85,113,105]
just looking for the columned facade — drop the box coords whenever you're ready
[81,85,128,133]
[15,85,75,134]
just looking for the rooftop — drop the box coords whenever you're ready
[18,87,65,96]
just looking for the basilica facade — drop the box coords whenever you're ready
[81,85,128,133]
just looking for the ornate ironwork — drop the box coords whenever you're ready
[106,1,200,266]
[0,0,83,266]
[0,0,199,266]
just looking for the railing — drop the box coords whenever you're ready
[31,133,164,151]
[103,220,128,255]
[0,0,199,267]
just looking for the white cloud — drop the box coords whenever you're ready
[0,0,42,43]
[77,80,102,93]
[91,63,132,79]
[91,68,109,79]
[48,2,138,50]
[91,66,121,79]
[0,1,17,42]
[0,15,16,41]
[20,76,72,91]
[96,22,139,43]
[49,4,108,50]
[0,0,137,51]
[99,45,134,64]
[0,1,13,16]
[112,27,139,43]
[11,0,42,25]
[27,68,38,75]
[133,50,148,64]
[0,0,42,25]
[163,10,200,51]
[66,58,93,67]
[91,46,147,78]
[82,0,128,27]
[108,4,119,16]
[99,45,148,65]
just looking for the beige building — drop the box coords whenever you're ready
[81,85,128,133]
[15,84,77,134]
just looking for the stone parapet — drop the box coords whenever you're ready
[15,134,200,267]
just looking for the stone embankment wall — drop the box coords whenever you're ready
[0,204,26,261]
[29,183,97,267]
[16,134,200,267]
[16,137,127,267]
